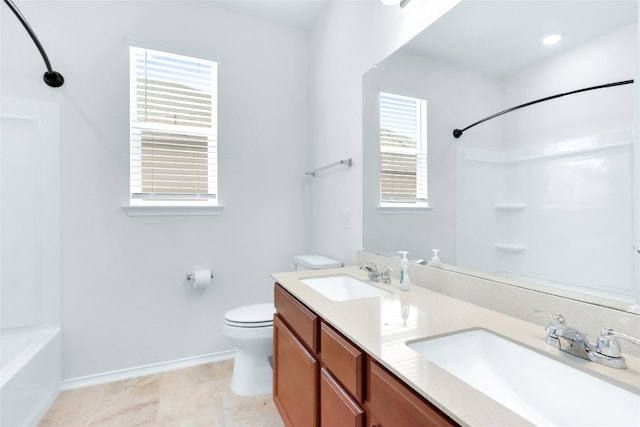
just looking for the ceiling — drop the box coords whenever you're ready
[211,0,385,29]
[210,0,326,29]
[401,0,639,79]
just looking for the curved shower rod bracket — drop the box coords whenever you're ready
[452,79,634,139]
[3,0,64,87]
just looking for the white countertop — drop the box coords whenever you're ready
[271,266,640,427]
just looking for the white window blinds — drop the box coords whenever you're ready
[379,92,428,205]
[130,46,218,205]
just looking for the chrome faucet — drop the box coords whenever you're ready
[379,266,393,284]
[543,313,640,369]
[360,264,379,281]
[595,328,640,369]
[360,264,393,284]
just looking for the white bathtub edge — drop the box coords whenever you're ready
[62,349,236,390]
[1,326,60,389]
[28,386,61,427]
[0,327,62,427]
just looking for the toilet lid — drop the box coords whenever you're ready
[224,303,275,327]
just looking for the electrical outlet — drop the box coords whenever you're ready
[342,209,350,229]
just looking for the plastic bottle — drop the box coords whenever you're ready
[428,249,442,267]
[397,251,411,291]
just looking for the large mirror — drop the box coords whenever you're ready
[363,0,639,312]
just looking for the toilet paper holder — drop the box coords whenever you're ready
[186,271,214,280]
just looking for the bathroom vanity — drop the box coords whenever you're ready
[271,266,640,427]
[273,283,455,427]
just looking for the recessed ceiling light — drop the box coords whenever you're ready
[542,34,563,45]
[380,0,412,7]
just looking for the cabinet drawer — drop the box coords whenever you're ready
[320,368,364,427]
[320,322,364,402]
[275,283,319,353]
[367,359,458,427]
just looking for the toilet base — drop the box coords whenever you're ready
[230,349,273,396]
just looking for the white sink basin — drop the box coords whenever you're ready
[407,329,640,427]
[301,275,390,301]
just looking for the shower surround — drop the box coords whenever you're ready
[0,97,62,426]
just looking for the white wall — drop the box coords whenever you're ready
[0,0,461,382]
[1,1,311,380]
[308,0,461,266]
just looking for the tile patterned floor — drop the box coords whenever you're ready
[39,360,284,427]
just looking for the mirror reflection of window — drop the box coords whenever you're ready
[379,92,428,207]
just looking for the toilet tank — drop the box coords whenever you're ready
[293,255,342,271]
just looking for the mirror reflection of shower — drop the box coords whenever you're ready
[362,0,639,312]
[456,128,634,305]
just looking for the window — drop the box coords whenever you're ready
[379,92,428,207]
[129,46,218,207]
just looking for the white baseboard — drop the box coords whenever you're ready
[62,349,236,391]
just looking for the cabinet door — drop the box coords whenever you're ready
[320,368,364,427]
[320,322,364,402]
[367,359,458,427]
[273,314,318,427]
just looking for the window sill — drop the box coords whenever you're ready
[377,205,431,215]
[123,204,223,217]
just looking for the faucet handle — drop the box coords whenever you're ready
[379,266,393,284]
[360,264,379,281]
[533,310,566,348]
[596,328,640,358]
[533,310,566,327]
[360,264,377,273]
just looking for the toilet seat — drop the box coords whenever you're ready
[224,303,275,328]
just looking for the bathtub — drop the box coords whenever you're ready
[1,326,62,427]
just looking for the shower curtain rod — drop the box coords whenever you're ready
[3,0,64,87]
[452,79,634,139]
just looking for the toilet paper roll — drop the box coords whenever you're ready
[193,270,212,289]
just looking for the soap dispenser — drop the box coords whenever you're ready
[428,249,442,267]
[398,251,411,291]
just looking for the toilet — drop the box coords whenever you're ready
[292,255,343,271]
[224,303,276,396]
[224,255,342,396]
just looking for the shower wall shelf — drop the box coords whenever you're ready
[494,203,527,211]
[495,244,527,253]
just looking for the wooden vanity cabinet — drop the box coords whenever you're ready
[273,284,320,427]
[274,283,457,427]
[274,282,319,352]
[273,315,319,427]
[320,367,365,427]
[366,358,458,427]
[319,321,365,427]
[320,321,364,402]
